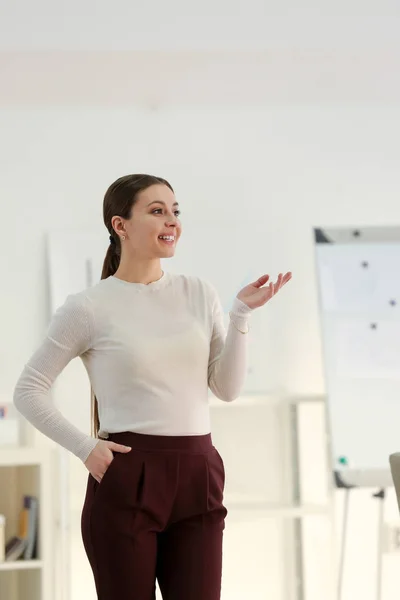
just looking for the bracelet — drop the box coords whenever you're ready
[229,312,249,334]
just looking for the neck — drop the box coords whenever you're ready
[113,259,164,285]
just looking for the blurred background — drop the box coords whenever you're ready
[1,1,400,599]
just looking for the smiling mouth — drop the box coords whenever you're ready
[158,235,175,245]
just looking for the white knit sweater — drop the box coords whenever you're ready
[13,272,252,462]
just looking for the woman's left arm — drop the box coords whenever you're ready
[207,272,292,402]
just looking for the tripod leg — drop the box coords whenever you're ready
[375,489,385,600]
[337,488,350,600]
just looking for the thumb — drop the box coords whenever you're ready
[250,274,270,288]
[107,441,132,453]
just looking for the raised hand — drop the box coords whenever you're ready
[236,272,292,310]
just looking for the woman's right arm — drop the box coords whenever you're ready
[13,293,99,463]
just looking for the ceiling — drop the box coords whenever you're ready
[0,0,399,105]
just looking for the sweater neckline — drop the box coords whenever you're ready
[109,270,171,292]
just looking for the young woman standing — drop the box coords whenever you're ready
[14,174,292,600]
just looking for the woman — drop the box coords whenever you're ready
[13,174,292,600]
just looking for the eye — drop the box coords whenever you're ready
[152,208,181,217]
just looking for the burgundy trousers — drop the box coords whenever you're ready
[81,431,228,600]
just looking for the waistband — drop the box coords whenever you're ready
[106,431,213,454]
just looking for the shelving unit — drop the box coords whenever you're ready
[0,447,53,600]
[209,391,330,517]
[209,391,333,600]
[0,559,44,571]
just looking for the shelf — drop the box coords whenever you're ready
[0,447,46,467]
[209,393,325,408]
[0,560,43,572]
[0,448,52,600]
[209,395,275,408]
[224,496,330,517]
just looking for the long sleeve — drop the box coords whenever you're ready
[207,285,252,402]
[13,294,99,463]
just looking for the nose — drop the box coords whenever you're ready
[165,215,178,227]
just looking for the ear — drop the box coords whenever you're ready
[111,216,126,237]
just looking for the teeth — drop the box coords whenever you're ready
[159,236,174,240]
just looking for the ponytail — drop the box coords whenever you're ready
[100,237,121,280]
[91,235,121,437]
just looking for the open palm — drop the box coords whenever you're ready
[237,272,292,310]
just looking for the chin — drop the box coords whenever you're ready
[156,247,176,258]
[155,237,179,256]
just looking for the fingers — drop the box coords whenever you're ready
[90,442,132,483]
[273,272,292,293]
[95,471,107,484]
[261,273,290,302]
[90,471,102,483]
[250,274,270,288]
[252,272,291,291]
[282,271,292,284]
[273,273,283,293]
[93,466,109,483]
[108,442,132,453]
[92,455,112,483]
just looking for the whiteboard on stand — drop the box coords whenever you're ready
[314,226,400,488]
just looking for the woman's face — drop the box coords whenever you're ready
[113,184,182,259]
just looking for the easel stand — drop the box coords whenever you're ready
[372,489,385,600]
[335,472,353,600]
[335,471,385,600]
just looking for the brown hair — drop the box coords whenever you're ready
[91,174,174,437]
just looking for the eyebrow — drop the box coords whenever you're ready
[147,200,179,207]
